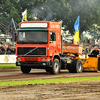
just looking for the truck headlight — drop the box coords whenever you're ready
[42,58,46,61]
[17,58,21,61]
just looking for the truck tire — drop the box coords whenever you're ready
[21,66,31,74]
[50,58,60,74]
[69,59,83,73]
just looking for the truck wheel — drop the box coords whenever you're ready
[21,66,31,74]
[69,59,83,73]
[73,59,83,73]
[50,58,60,74]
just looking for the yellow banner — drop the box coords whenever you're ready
[74,30,79,42]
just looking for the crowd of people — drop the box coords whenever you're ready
[0,42,15,54]
[82,46,93,55]
[82,45,100,56]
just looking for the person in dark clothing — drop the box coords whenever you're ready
[0,44,5,54]
[91,46,99,56]
[10,47,15,54]
[6,46,11,54]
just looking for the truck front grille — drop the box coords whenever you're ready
[25,57,38,61]
[17,47,46,56]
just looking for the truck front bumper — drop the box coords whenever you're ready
[16,61,52,67]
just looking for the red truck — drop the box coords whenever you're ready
[16,21,83,74]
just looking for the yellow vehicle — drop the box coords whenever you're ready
[79,55,100,72]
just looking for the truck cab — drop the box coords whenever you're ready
[16,21,63,74]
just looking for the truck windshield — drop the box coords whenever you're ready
[17,31,48,44]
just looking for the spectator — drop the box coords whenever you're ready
[0,42,16,55]
[91,46,99,56]
[6,46,11,54]
[10,46,15,54]
[0,44,5,54]
[83,48,89,55]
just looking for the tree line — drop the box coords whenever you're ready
[0,0,100,34]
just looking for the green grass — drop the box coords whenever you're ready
[1,77,100,87]
[0,63,19,68]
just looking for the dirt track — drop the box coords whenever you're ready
[0,68,100,81]
[0,68,100,100]
[0,81,100,100]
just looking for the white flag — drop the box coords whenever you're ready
[22,9,27,21]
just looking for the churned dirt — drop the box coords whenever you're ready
[0,68,100,100]
[0,68,100,81]
[0,69,100,100]
[0,81,100,100]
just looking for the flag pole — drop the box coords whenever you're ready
[77,15,80,44]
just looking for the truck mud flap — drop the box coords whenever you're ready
[98,57,100,71]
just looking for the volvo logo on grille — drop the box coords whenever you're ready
[24,47,38,56]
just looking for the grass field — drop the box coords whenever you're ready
[0,63,19,68]
[1,77,100,87]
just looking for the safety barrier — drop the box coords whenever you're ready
[0,55,16,63]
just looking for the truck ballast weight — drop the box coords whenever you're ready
[16,21,83,74]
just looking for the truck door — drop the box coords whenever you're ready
[49,32,57,56]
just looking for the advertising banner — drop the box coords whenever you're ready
[0,55,16,63]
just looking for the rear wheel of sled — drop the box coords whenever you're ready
[69,59,83,73]
[21,66,31,73]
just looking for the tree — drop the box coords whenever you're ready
[31,0,100,34]
[0,0,45,32]
[1,0,100,35]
